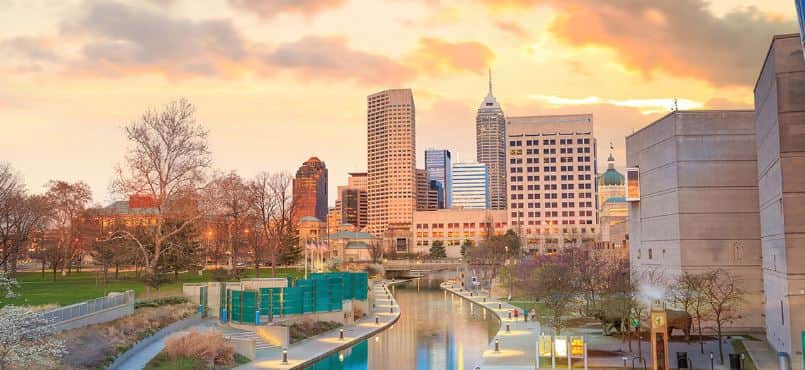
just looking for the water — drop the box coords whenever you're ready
[306,277,499,370]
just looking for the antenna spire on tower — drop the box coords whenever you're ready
[488,68,493,95]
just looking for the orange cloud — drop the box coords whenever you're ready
[481,0,795,87]
[406,37,495,76]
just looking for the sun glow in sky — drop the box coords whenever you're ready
[0,0,797,204]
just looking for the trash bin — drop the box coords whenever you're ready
[729,353,742,370]
[677,352,690,369]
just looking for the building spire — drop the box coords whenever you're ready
[488,68,493,96]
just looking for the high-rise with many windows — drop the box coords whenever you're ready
[367,89,416,236]
[451,162,489,209]
[425,149,451,208]
[506,114,598,253]
[334,172,368,231]
[293,157,328,225]
[476,70,507,210]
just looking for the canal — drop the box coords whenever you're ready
[306,277,499,370]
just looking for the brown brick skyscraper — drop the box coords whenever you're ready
[293,157,328,225]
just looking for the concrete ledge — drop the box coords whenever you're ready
[236,279,405,369]
[107,315,204,370]
[283,280,405,370]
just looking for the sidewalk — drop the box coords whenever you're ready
[442,282,541,370]
[236,280,401,369]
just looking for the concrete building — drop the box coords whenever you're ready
[425,149,451,208]
[626,110,763,331]
[293,157,328,225]
[415,169,438,211]
[367,89,416,237]
[413,209,508,257]
[506,114,598,254]
[755,34,805,366]
[598,150,628,248]
[334,172,368,232]
[476,70,507,210]
[451,162,489,209]
[328,230,378,263]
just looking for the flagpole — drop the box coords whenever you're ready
[304,239,308,279]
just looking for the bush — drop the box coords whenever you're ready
[288,320,342,343]
[135,296,188,309]
[164,331,235,367]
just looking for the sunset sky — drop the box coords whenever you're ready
[0,0,798,205]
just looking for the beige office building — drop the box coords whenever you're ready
[506,114,598,254]
[333,172,368,232]
[626,110,763,331]
[755,34,805,367]
[367,89,416,238]
[413,208,508,258]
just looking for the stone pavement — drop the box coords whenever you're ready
[236,280,401,370]
[442,282,541,370]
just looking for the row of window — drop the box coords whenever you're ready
[509,138,592,146]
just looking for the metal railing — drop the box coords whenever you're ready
[39,290,134,324]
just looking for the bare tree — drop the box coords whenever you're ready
[701,269,745,364]
[518,256,577,335]
[248,172,296,277]
[44,180,92,275]
[206,171,250,275]
[367,238,383,263]
[110,98,211,291]
[0,194,50,276]
[671,272,710,351]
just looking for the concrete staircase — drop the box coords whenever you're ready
[218,326,282,357]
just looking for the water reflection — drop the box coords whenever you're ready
[306,277,498,370]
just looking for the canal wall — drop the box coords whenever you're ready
[235,279,404,370]
[441,281,541,370]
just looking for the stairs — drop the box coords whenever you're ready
[217,326,279,351]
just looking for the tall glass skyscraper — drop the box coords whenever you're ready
[476,69,506,210]
[451,162,489,209]
[424,149,451,208]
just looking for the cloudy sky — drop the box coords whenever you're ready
[0,0,798,205]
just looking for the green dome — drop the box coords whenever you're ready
[599,168,624,186]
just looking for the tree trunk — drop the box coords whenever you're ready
[697,316,704,354]
[115,263,119,280]
[716,321,724,364]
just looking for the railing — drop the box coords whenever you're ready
[39,290,134,325]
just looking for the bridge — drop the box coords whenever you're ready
[382,260,462,278]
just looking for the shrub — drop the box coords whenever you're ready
[164,331,235,366]
[288,320,342,343]
[135,296,188,309]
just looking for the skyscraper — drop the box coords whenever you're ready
[334,172,368,231]
[367,89,416,236]
[476,70,507,210]
[451,162,489,209]
[506,114,597,253]
[415,169,438,211]
[292,157,328,225]
[425,149,451,208]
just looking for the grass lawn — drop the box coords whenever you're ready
[145,352,250,370]
[508,299,547,314]
[730,339,759,370]
[3,267,303,307]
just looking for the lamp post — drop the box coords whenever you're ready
[709,352,714,370]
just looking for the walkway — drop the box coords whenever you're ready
[236,280,401,369]
[115,320,218,370]
[442,282,541,370]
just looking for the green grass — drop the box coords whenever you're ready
[145,353,250,370]
[509,299,547,314]
[2,267,303,307]
[731,339,758,370]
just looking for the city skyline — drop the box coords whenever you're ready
[0,0,797,205]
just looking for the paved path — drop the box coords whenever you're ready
[236,280,401,369]
[442,282,541,370]
[116,321,218,370]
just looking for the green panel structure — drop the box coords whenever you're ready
[283,287,303,315]
[230,290,243,322]
[242,291,258,324]
[199,286,208,318]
